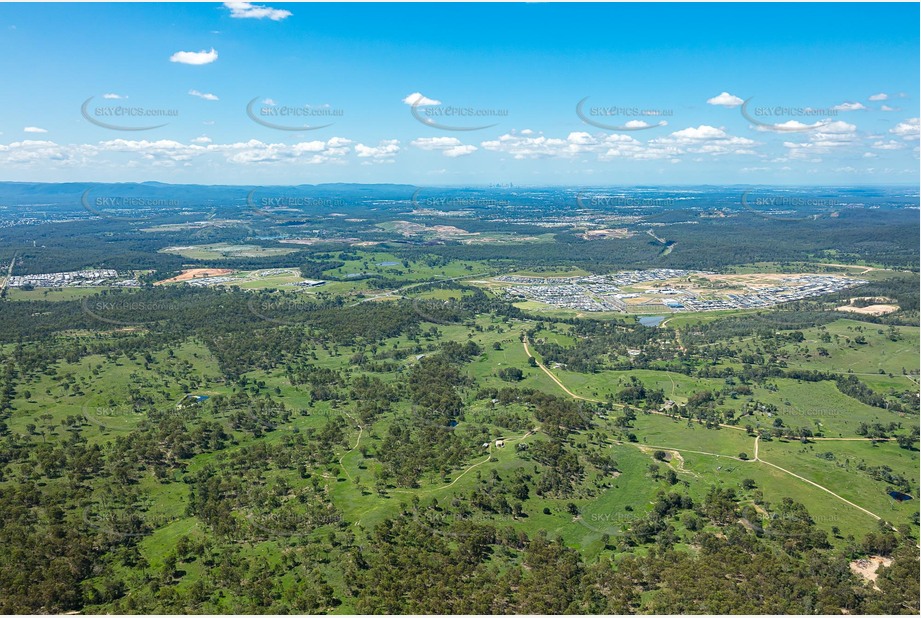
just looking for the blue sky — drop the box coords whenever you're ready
[0,2,918,185]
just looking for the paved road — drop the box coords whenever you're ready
[0,253,15,295]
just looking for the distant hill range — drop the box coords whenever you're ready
[0,181,421,206]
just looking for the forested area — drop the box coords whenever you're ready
[0,190,918,614]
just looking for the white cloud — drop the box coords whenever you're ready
[262,98,276,105]
[669,125,729,140]
[868,93,888,101]
[443,145,477,158]
[99,138,206,162]
[651,126,756,155]
[189,89,219,101]
[880,105,896,112]
[812,120,859,136]
[102,93,124,100]
[402,92,441,106]
[480,130,651,160]
[476,126,758,161]
[706,92,744,108]
[23,126,48,133]
[192,136,212,144]
[862,152,877,158]
[871,140,904,151]
[169,48,218,65]
[480,132,569,159]
[411,136,476,157]
[93,137,355,166]
[624,119,666,129]
[890,118,920,140]
[355,139,400,161]
[782,121,859,159]
[750,119,829,133]
[832,102,867,112]
[411,137,463,150]
[223,1,291,20]
[0,140,99,167]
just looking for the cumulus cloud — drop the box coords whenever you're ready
[782,121,859,159]
[832,102,867,112]
[868,93,888,101]
[355,139,400,161]
[189,89,219,101]
[0,137,378,169]
[880,105,896,112]
[706,92,744,108]
[650,125,756,156]
[480,132,570,159]
[223,1,291,20]
[402,92,441,106]
[750,119,829,133]
[669,125,729,140]
[624,119,666,129]
[102,93,124,100]
[23,126,48,133]
[480,130,646,160]
[169,48,218,65]
[443,144,477,157]
[476,126,758,161]
[88,136,355,166]
[871,140,903,151]
[0,140,94,166]
[411,137,476,157]
[890,118,920,140]
[411,137,462,150]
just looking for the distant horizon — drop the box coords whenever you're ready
[2,180,920,189]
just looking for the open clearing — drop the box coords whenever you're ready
[155,268,234,284]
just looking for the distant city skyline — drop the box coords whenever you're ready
[0,2,918,185]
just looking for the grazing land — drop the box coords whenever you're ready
[0,182,917,614]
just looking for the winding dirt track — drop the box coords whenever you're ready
[522,337,897,530]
